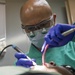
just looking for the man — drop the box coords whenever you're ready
[15,0,75,70]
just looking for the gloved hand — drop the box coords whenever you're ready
[44,23,75,47]
[15,52,36,68]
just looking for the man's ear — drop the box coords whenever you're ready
[53,13,56,25]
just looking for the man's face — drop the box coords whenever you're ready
[21,15,55,49]
[21,15,54,48]
[30,63,73,75]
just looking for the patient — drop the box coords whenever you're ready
[21,62,75,75]
[0,63,74,75]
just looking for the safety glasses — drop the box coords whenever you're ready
[21,16,53,33]
[21,19,50,32]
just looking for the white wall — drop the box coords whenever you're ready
[0,4,6,39]
[0,0,5,4]
[47,0,68,23]
[0,0,31,66]
[0,0,68,66]
[6,0,30,50]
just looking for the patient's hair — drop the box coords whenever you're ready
[20,72,56,75]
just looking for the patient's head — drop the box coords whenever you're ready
[24,62,74,75]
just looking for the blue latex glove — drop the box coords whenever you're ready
[15,52,36,68]
[44,23,75,48]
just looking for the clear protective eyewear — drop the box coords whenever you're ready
[21,15,53,32]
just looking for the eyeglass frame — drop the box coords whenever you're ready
[21,15,54,33]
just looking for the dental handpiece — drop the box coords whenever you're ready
[62,28,75,36]
[12,45,37,66]
[41,28,75,53]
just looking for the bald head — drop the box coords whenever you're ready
[20,0,52,25]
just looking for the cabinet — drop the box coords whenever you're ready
[65,0,75,24]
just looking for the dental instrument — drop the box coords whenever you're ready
[0,44,37,66]
[42,28,75,65]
